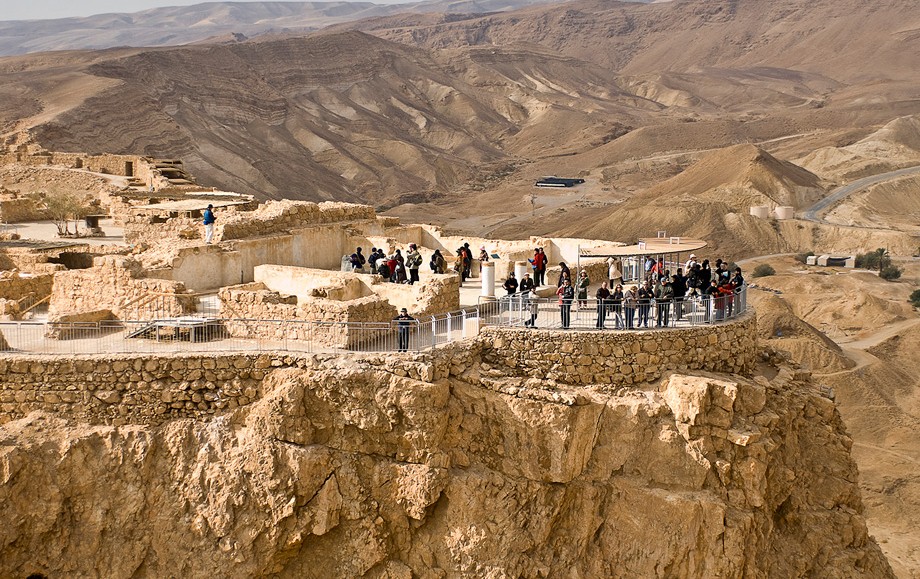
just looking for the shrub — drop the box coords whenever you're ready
[910,289,920,308]
[856,248,890,271]
[752,264,776,278]
[794,251,815,264]
[879,265,902,281]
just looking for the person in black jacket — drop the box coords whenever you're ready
[519,272,535,293]
[503,273,519,295]
[672,268,687,320]
[595,281,611,329]
[394,308,415,352]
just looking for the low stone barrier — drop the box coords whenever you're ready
[478,310,757,386]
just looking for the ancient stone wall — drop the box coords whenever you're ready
[0,272,53,302]
[218,200,376,242]
[0,354,273,425]
[0,197,46,222]
[218,283,397,349]
[478,310,757,386]
[49,256,195,320]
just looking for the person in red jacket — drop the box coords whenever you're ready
[530,247,548,287]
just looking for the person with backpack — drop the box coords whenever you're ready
[406,244,423,285]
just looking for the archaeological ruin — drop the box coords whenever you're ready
[0,146,894,578]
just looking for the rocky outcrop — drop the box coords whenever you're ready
[0,342,893,578]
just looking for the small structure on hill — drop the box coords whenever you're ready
[806,255,855,268]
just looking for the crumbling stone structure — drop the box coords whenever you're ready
[49,256,195,320]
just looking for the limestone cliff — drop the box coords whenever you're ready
[0,345,894,578]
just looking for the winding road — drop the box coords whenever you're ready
[802,164,920,223]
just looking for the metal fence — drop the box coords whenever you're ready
[0,309,480,356]
[483,286,747,330]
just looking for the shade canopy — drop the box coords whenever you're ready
[579,238,707,258]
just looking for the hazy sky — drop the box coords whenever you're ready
[4,1,412,21]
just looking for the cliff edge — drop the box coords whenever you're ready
[0,340,894,577]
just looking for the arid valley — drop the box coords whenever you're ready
[0,0,919,576]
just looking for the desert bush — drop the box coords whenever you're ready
[879,265,902,281]
[794,251,815,264]
[908,290,920,308]
[752,264,776,278]
[909,289,920,308]
[856,248,891,271]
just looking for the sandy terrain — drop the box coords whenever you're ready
[0,0,918,574]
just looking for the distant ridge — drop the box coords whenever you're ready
[0,0,572,56]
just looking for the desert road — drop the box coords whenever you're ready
[802,164,920,223]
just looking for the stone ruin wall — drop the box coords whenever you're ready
[217,283,397,349]
[49,256,195,321]
[0,197,46,223]
[123,200,379,247]
[0,312,758,426]
[0,273,53,319]
[479,310,758,387]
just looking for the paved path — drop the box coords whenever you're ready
[802,164,920,223]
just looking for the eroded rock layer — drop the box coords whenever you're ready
[0,339,894,578]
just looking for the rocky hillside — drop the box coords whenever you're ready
[0,0,916,223]
[0,0,565,56]
[0,340,894,577]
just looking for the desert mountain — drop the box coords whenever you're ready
[0,0,916,234]
[0,0,566,57]
[565,144,824,254]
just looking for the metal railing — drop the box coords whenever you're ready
[483,286,747,330]
[0,308,481,356]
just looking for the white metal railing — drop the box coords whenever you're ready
[481,286,747,330]
[0,308,481,356]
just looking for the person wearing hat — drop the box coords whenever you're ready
[519,272,535,293]
[503,271,518,295]
[394,308,415,352]
[202,204,216,244]
[685,253,699,272]
[479,246,490,263]
[655,276,674,327]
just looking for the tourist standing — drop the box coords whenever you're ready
[607,257,622,288]
[672,269,687,320]
[394,308,415,352]
[503,272,518,296]
[531,248,548,287]
[406,244,422,285]
[637,280,653,328]
[624,285,638,329]
[519,272,535,293]
[202,204,216,244]
[524,288,539,328]
[610,284,624,329]
[557,278,575,328]
[655,277,674,327]
[595,281,611,329]
[576,270,590,309]
[369,248,380,274]
[479,246,490,263]
[557,263,571,288]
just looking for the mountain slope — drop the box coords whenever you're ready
[0,0,565,56]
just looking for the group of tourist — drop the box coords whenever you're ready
[350,245,427,285]
[506,252,745,330]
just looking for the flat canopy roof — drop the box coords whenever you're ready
[580,238,707,258]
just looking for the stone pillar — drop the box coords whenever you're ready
[481,262,495,297]
[514,260,529,281]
